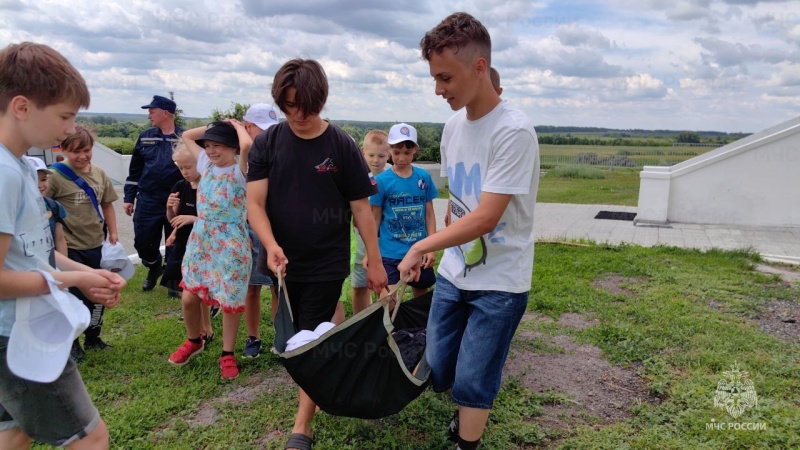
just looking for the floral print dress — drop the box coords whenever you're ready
[181,159,251,313]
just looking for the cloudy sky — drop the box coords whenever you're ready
[1,0,798,132]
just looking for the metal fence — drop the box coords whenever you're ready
[538,145,720,169]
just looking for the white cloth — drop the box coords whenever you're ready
[437,102,540,293]
[285,321,336,351]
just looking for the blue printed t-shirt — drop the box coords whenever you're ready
[0,145,54,336]
[370,166,438,259]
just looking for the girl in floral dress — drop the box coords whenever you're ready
[168,120,252,380]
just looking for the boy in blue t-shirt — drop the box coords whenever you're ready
[370,123,438,298]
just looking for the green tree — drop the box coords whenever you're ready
[676,131,701,144]
[169,91,186,128]
[211,102,249,121]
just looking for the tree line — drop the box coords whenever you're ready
[80,102,749,159]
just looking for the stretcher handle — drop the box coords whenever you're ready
[276,267,294,324]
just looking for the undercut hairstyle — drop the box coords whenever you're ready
[60,126,94,153]
[419,12,492,67]
[490,67,501,91]
[0,42,90,111]
[272,59,328,117]
[363,129,388,147]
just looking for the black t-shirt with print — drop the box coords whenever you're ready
[248,122,376,282]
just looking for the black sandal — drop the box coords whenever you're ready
[285,433,314,450]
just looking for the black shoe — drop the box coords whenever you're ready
[84,337,113,351]
[70,339,85,363]
[448,409,459,442]
[142,264,163,291]
[168,288,181,298]
[209,305,221,318]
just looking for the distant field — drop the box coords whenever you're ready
[539,144,715,168]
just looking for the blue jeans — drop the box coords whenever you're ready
[425,275,528,409]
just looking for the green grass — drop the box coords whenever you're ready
[41,244,799,449]
[537,168,640,205]
[547,165,606,179]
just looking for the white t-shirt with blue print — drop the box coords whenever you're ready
[0,144,54,336]
[437,102,540,294]
[370,166,438,260]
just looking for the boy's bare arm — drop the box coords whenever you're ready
[247,178,287,275]
[54,223,68,256]
[352,198,387,293]
[0,234,124,303]
[423,201,437,267]
[371,205,382,228]
[399,192,513,278]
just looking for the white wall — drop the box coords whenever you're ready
[91,142,131,184]
[637,116,800,227]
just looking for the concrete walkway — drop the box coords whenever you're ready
[113,187,799,266]
[433,199,800,265]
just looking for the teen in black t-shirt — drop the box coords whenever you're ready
[248,121,376,282]
[246,58,387,448]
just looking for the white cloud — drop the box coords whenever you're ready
[0,0,798,132]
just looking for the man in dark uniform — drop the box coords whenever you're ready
[124,95,183,291]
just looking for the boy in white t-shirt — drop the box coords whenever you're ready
[398,13,540,450]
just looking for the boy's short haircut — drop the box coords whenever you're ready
[60,126,94,153]
[490,67,501,91]
[272,59,328,117]
[362,129,388,148]
[0,42,90,111]
[419,12,491,67]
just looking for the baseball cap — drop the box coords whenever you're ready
[23,155,51,173]
[7,270,90,383]
[387,123,418,145]
[100,242,135,280]
[195,121,240,150]
[243,103,279,130]
[141,95,177,114]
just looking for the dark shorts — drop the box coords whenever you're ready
[281,279,345,331]
[382,257,436,290]
[0,336,100,446]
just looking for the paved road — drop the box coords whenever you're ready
[113,188,798,266]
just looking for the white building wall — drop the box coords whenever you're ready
[637,116,800,227]
[91,142,131,184]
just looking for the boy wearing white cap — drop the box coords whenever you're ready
[0,42,125,450]
[370,123,438,299]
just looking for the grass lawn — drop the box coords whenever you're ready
[537,168,641,206]
[42,243,800,449]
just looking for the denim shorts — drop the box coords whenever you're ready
[425,275,528,409]
[0,336,100,446]
[383,258,436,290]
[248,225,273,287]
